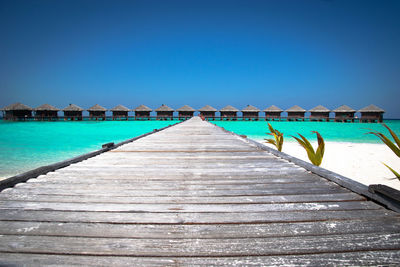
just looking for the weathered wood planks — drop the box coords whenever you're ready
[0,116,399,266]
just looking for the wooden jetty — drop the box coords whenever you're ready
[0,117,400,265]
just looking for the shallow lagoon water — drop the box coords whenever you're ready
[0,119,399,179]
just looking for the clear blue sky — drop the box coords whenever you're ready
[1,0,399,117]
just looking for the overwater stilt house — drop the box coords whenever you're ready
[87,104,107,121]
[34,104,59,121]
[309,105,331,121]
[334,105,356,122]
[241,105,260,120]
[286,105,306,121]
[63,104,83,121]
[155,104,174,120]
[219,105,239,120]
[263,105,283,120]
[111,105,130,120]
[1,102,33,121]
[198,105,217,120]
[358,104,385,123]
[133,105,152,120]
[176,105,195,120]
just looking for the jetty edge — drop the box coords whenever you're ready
[0,116,399,266]
[209,120,400,212]
[0,121,183,191]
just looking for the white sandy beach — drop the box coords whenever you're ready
[255,139,400,191]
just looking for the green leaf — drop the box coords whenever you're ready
[313,131,325,166]
[382,123,400,149]
[298,134,315,154]
[383,163,400,181]
[277,135,284,152]
[292,132,325,166]
[264,139,277,146]
[267,123,275,135]
[265,123,284,151]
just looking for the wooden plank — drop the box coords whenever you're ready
[79,156,280,163]
[13,181,337,191]
[28,176,321,184]
[45,170,306,177]
[0,218,399,238]
[1,251,400,266]
[0,201,381,213]
[2,186,350,197]
[0,209,396,224]
[0,232,399,256]
[0,192,365,204]
[62,162,296,168]
[35,170,308,179]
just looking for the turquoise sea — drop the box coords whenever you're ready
[0,119,399,179]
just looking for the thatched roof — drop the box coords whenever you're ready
[358,104,385,113]
[155,104,174,112]
[35,104,59,111]
[309,105,331,112]
[333,105,356,113]
[87,104,107,112]
[2,102,32,111]
[63,104,84,112]
[263,105,283,112]
[286,105,306,112]
[176,105,195,112]
[134,105,152,112]
[220,105,239,112]
[198,105,217,112]
[241,105,260,112]
[111,104,130,112]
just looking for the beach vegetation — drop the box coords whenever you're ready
[292,131,325,166]
[367,123,400,180]
[265,123,284,151]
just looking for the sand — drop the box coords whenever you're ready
[255,139,400,191]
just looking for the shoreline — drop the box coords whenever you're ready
[254,139,400,191]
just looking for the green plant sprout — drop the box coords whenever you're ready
[366,124,400,180]
[264,123,284,152]
[292,131,325,166]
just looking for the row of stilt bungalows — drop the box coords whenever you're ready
[1,103,384,122]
